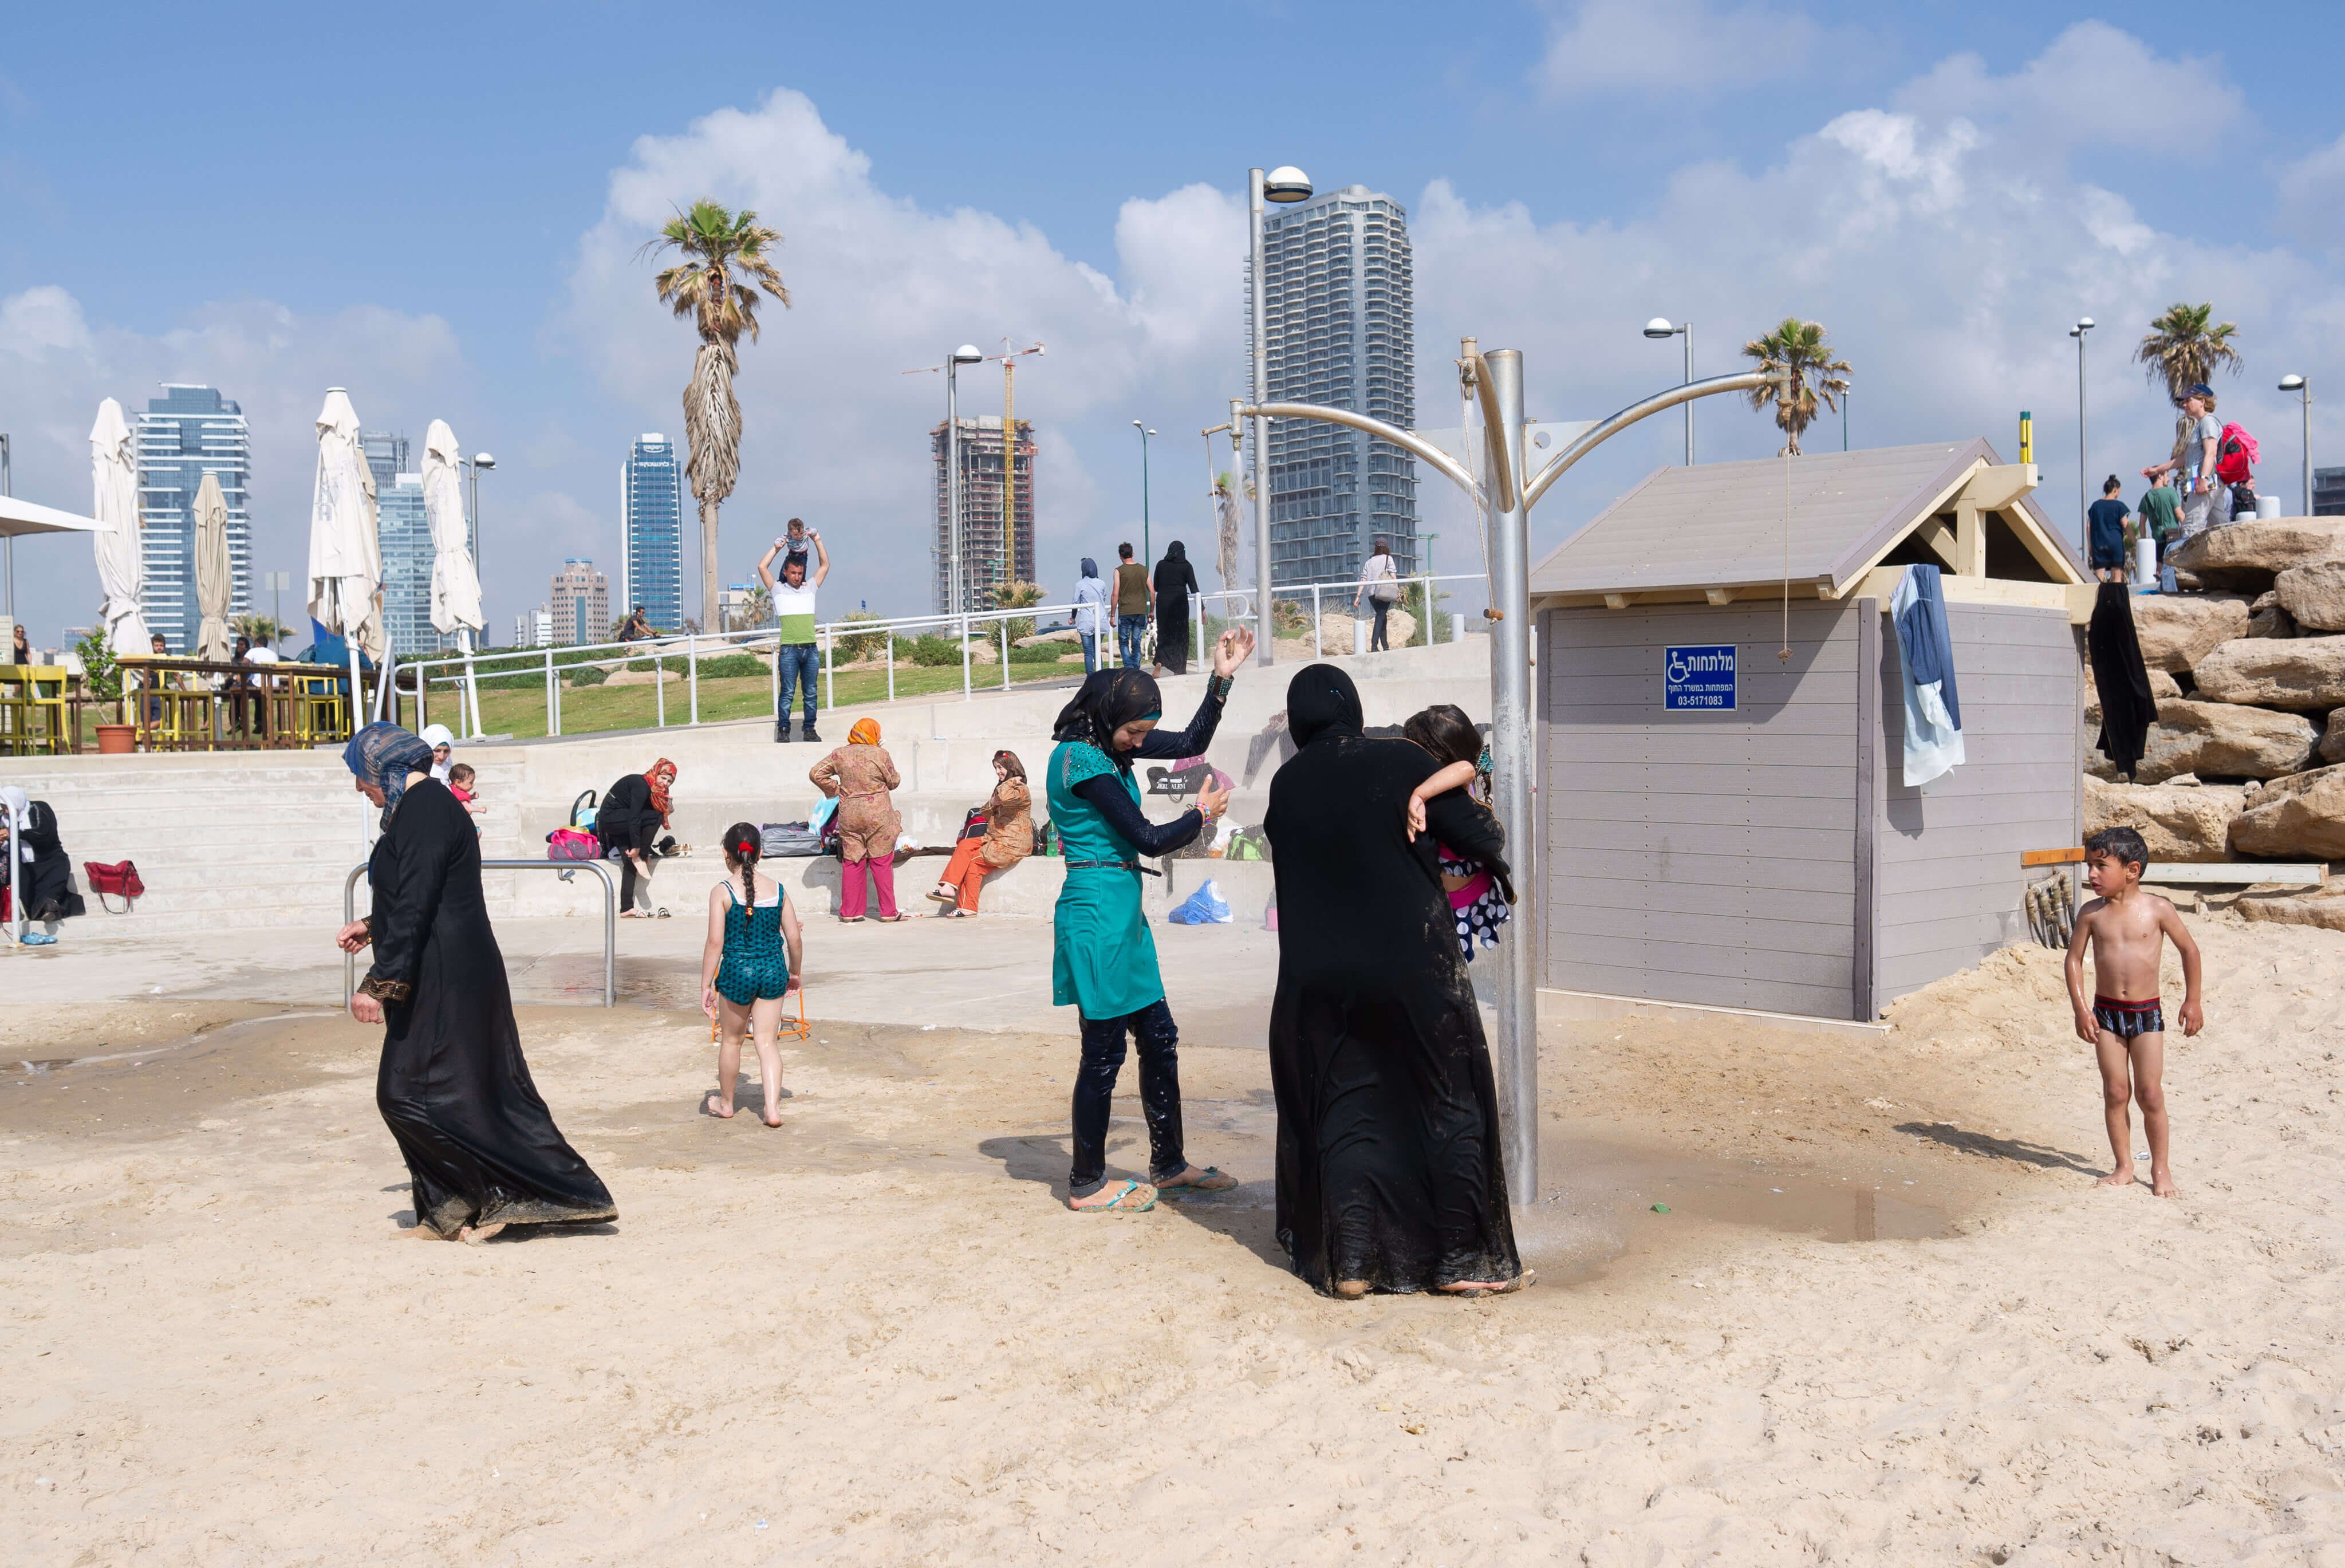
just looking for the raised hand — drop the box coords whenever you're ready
[1212,627,1256,677]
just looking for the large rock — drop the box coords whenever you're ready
[2235,888,2345,933]
[2167,515,2345,589]
[2099,699,2320,783]
[2275,560,2345,633]
[2130,594,2250,671]
[2229,764,2345,860]
[2082,774,2246,862]
[2323,710,2345,766]
[2192,636,2345,710]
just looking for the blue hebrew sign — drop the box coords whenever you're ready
[1662,644,1736,711]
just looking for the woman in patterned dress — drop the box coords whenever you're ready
[810,718,905,922]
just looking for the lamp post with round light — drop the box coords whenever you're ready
[2280,375,2312,516]
[1642,319,1694,464]
[2069,317,2095,528]
[1132,421,1156,568]
[1249,164,1312,665]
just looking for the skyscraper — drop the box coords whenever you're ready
[621,433,685,633]
[135,385,251,651]
[550,558,609,647]
[929,414,1036,613]
[358,430,436,657]
[1249,183,1417,586]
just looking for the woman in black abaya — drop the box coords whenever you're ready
[337,723,616,1243]
[1152,540,1199,676]
[1263,665,1525,1298]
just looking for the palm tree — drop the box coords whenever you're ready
[737,584,774,632]
[231,612,286,647]
[646,199,790,632]
[991,580,1047,646]
[2134,302,2241,400]
[1740,318,1850,455]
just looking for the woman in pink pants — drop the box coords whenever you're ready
[810,717,906,921]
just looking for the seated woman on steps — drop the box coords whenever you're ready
[927,750,1032,917]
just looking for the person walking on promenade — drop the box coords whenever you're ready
[1114,542,1150,670]
[1152,540,1199,676]
[2142,385,2230,541]
[336,722,616,1243]
[926,750,1032,916]
[1355,536,1400,653]
[1046,627,1255,1212]
[1264,665,1526,1299]
[811,718,905,922]
[758,526,830,744]
[1073,558,1111,675]
[700,822,804,1126]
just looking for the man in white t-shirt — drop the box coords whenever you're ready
[758,527,831,743]
[2141,384,2230,541]
[1353,535,1400,652]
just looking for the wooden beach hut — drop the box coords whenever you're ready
[1527,440,2093,1023]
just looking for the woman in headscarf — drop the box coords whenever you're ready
[1073,557,1112,675]
[418,723,456,782]
[1047,626,1255,1211]
[0,786,85,924]
[811,718,904,921]
[336,722,616,1243]
[595,758,677,917]
[1263,664,1525,1298]
[1152,540,1199,676]
[924,750,1033,917]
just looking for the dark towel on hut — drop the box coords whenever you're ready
[2087,582,2157,781]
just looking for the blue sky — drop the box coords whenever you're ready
[5,1,2344,644]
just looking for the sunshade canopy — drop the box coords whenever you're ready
[0,494,105,539]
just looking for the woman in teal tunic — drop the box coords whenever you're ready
[1047,628,1254,1211]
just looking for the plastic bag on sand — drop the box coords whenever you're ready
[1167,878,1232,925]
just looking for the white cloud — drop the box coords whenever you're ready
[1895,22,2240,155]
[1536,0,1832,97]
[2277,131,2345,253]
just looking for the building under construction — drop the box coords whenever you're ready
[931,415,1036,612]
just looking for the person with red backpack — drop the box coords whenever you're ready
[2142,385,2249,539]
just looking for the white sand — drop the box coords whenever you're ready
[3,915,2342,1563]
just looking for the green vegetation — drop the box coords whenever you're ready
[1740,317,1851,455]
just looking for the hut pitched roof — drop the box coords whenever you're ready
[1528,440,2083,600]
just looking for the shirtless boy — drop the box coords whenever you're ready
[2063,826,2203,1197]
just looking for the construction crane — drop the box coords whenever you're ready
[904,340,1044,605]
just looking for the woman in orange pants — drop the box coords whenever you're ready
[928,750,1032,916]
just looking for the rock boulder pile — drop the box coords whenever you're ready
[2086,516,2345,862]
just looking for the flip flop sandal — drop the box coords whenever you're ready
[1157,1165,1238,1193]
[1067,1179,1157,1213]
[1445,1268,1536,1299]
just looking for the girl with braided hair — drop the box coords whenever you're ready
[699,822,803,1126]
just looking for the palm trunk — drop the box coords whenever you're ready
[699,495,723,633]
[683,338,742,633]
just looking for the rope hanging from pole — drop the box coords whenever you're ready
[1780,448,1793,663]
[1460,346,1498,622]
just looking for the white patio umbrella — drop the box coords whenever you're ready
[306,388,381,731]
[192,470,234,662]
[90,398,151,655]
[423,419,484,736]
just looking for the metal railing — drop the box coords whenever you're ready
[380,571,1494,740]
[344,858,617,1007]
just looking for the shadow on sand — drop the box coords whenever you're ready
[1895,1121,2104,1176]
[977,1131,1292,1274]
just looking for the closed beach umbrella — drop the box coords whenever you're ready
[306,389,381,725]
[192,470,234,662]
[89,398,151,654]
[422,419,484,735]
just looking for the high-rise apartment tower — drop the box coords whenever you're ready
[357,430,436,657]
[1247,184,1417,587]
[621,433,685,633]
[931,415,1036,613]
[550,558,609,647]
[135,385,252,651]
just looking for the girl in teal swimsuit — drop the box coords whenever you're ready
[700,822,804,1127]
[1047,628,1255,1211]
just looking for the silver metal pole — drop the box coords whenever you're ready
[2076,330,2089,530]
[1250,167,1274,668]
[1,434,13,639]
[2303,385,2314,517]
[947,361,961,617]
[1683,325,1695,466]
[687,631,699,724]
[1481,349,1538,1208]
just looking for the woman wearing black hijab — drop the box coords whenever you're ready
[1152,540,1199,676]
[1263,664,1525,1298]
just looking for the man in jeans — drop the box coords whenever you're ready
[758,527,830,743]
[1114,541,1150,669]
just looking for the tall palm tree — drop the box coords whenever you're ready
[1739,318,1850,455]
[2134,302,2241,400]
[647,199,790,631]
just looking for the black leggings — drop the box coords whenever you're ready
[617,849,652,912]
[1069,1000,1186,1197]
[1370,599,1392,651]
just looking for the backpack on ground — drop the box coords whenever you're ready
[547,828,601,861]
[2214,423,2259,484]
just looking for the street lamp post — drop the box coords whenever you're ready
[1250,163,1312,666]
[1642,319,1694,464]
[1132,421,1156,566]
[263,571,290,649]
[1,433,13,638]
[2069,317,2095,527]
[2280,375,2312,516]
[944,345,984,616]
[458,451,494,736]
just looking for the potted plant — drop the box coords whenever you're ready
[76,631,133,754]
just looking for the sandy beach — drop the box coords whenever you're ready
[3,913,2342,1564]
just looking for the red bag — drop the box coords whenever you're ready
[2215,422,2259,484]
[84,860,145,913]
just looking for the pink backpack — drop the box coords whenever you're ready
[546,828,601,861]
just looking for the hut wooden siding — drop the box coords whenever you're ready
[1870,602,2083,1003]
[1544,600,1869,1019]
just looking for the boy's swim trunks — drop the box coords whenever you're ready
[2092,995,2164,1039]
